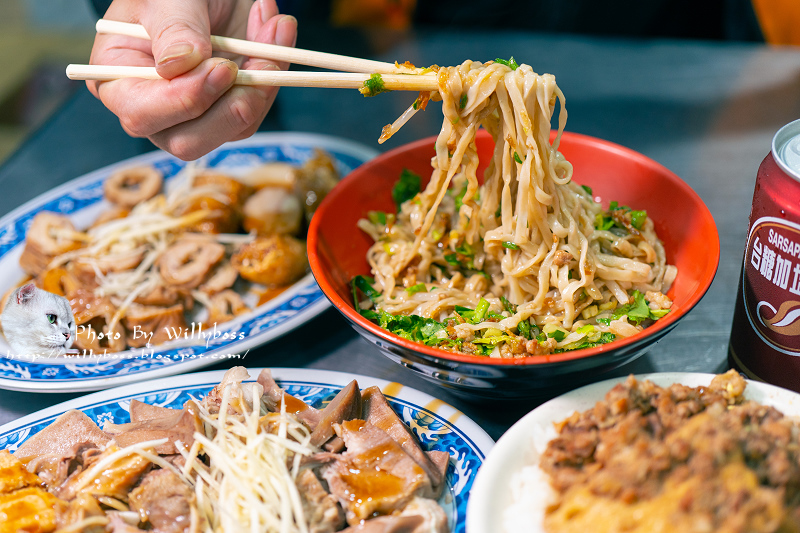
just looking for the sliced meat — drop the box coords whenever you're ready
[296,468,344,533]
[257,369,322,430]
[200,366,262,414]
[107,511,146,533]
[426,451,450,482]
[129,400,183,423]
[362,387,444,497]
[123,303,187,348]
[338,515,424,533]
[398,497,448,533]
[310,380,362,448]
[14,410,110,460]
[56,492,105,531]
[57,444,151,501]
[24,441,101,488]
[323,436,346,453]
[104,408,200,455]
[322,420,431,525]
[129,469,194,533]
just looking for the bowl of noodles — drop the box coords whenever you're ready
[308,61,718,399]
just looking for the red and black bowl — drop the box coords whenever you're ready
[308,130,719,400]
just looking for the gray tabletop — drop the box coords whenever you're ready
[1,27,799,441]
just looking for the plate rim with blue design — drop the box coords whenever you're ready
[0,132,378,393]
[0,367,494,533]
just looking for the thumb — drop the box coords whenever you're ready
[143,0,213,79]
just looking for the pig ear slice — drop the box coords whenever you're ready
[310,380,362,448]
[362,387,447,497]
[257,368,322,430]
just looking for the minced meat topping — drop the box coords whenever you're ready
[540,370,800,533]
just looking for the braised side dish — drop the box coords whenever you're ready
[1,367,449,533]
[540,370,800,533]
[7,151,339,354]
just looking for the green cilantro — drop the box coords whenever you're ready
[611,290,670,324]
[392,169,421,211]
[547,329,567,342]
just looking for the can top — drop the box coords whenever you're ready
[773,119,800,183]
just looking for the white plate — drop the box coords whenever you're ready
[466,372,800,533]
[0,132,378,392]
[0,367,493,533]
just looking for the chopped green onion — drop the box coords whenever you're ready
[502,241,520,250]
[500,296,517,314]
[473,298,490,323]
[518,319,531,339]
[459,94,467,109]
[581,185,593,196]
[630,210,647,229]
[361,73,387,97]
[405,283,427,295]
[513,152,523,164]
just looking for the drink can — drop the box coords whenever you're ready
[729,119,800,391]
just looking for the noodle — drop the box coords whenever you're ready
[356,60,677,357]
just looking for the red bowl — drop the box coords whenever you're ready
[308,130,719,399]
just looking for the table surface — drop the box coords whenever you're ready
[1,26,799,441]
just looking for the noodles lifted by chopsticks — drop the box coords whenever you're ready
[356,59,677,358]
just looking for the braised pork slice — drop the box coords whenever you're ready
[129,469,193,533]
[310,380,362,448]
[104,408,200,455]
[57,444,150,501]
[257,368,322,430]
[362,387,444,497]
[15,410,110,460]
[296,468,344,533]
[323,420,431,525]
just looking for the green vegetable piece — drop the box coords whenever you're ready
[518,319,531,339]
[352,275,380,303]
[596,317,611,326]
[612,290,651,325]
[362,73,387,97]
[502,241,520,250]
[444,254,460,267]
[367,211,387,225]
[473,298,490,323]
[500,296,517,314]
[392,169,421,211]
[547,329,567,342]
[405,283,427,295]
[513,152,523,164]
[581,185,593,196]
[630,210,647,229]
[576,324,594,335]
[650,309,670,319]
[494,57,519,70]
[459,94,467,109]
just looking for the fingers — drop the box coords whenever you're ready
[140,0,213,79]
[97,58,238,138]
[148,12,298,161]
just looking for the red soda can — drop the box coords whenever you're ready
[729,119,800,391]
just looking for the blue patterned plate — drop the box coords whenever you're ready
[0,367,493,533]
[0,133,378,392]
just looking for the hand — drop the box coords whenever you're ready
[88,0,298,161]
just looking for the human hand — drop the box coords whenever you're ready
[88,0,298,160]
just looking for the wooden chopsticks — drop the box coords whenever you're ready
[66,20,439,92]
